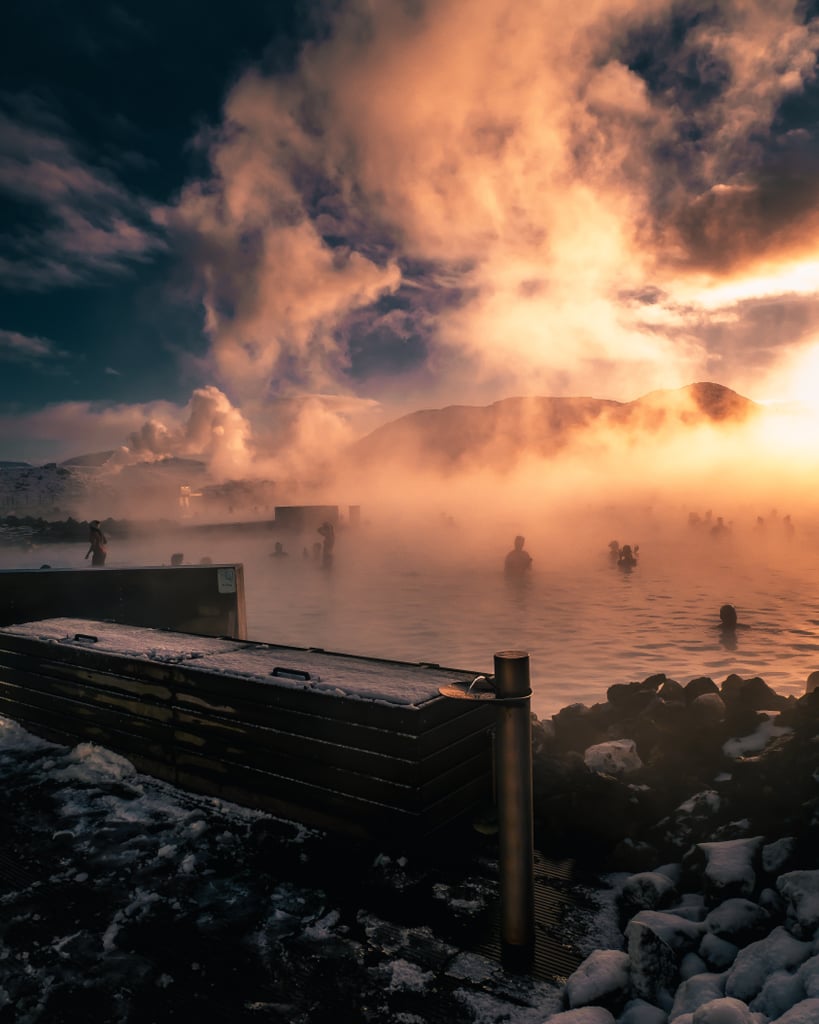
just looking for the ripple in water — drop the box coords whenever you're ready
[4,526,818,721]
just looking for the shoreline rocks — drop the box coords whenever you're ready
[533,673,819,1022]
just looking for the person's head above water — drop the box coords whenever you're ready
[719,604,738,629]
[513,535,525,550]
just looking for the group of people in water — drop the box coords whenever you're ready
[688,508,797,541]
[270,521,336,570]
[608,540,639,570]
[503,536,641,575]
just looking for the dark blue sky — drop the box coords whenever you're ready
[1,1,312,409]
[3,1,819,466]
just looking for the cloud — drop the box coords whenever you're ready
[14,0,819,477]
[0,94,164,290]
[166,0,819,427]
[0,328,68,365]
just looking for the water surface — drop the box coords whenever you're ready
[5,522,818,721]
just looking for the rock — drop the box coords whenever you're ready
[659,790,722,854]
[585,739,643,777]
[680,951,708,979]
[607,679,663,714]
[725,926,813,1003]
[552,703,611,752]
[698,932,739,971]
[704,899,771,946]
[619,872,679,922]
[763,997,819,1023]
[668,971,726,1019]
[617,997,668,1023]
[685,677,719,703]
[749,967,809,1020]
[689,693,726,726]
[544,1007,616,1023]
[679,995,765,1022]
[688,837,765,903]
[762,837,797,876]
[777,870,819,940]
[565,949,631,1012]
[625,910,704,1009]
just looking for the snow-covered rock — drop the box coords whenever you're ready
[585,739,643,777]
[566,949,631,1011]
[626,911,704,1008]
[777,870,819,940]
[724,926,813,1003]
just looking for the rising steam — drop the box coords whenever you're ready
[12,0,819,526]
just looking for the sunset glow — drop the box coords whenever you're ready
[2,0,819,513]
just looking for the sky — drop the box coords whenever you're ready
[3,0,819,470]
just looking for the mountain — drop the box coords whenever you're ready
[60,451,117,468]
[343,382,759,473]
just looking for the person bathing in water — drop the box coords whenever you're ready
[618,543,638,569]
[716,603,749,650]
[85,520,107,567]
[504,535,532,575]
[318,521,335,569]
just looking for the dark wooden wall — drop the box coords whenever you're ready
[0,565,247,639]
[0,622,495,841]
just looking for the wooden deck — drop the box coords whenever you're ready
[0,618,495,841]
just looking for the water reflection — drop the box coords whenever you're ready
[2,528,818,719]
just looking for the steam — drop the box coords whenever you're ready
[14,0,819,522]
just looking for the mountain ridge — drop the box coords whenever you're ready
[343,381,758,473]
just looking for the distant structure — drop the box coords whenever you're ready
[275,506,340,533]
[274,505,360,533]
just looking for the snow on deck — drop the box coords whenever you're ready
[0,618,479,707]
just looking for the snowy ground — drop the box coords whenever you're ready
[0,717,620,1024]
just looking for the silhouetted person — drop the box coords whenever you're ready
[85,520,107,567]
[608,540,620,565]
[271,541,288,558]
[318,521,335,569]
[710,516,729,538]
[717,603,749,651]
[170,552,184,566]
[504,535,532,575]
[618,544,638,570]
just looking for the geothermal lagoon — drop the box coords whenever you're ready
[4,507,818,721]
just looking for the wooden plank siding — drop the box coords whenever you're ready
[0,620,496,840]
[0,565,248,640]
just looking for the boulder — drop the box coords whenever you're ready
[777,870,819,940]
[565,948,630,1013]
[725,926,813,1003]
[625,910,704,1009]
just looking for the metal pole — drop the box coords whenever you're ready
[493,650,535,971]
